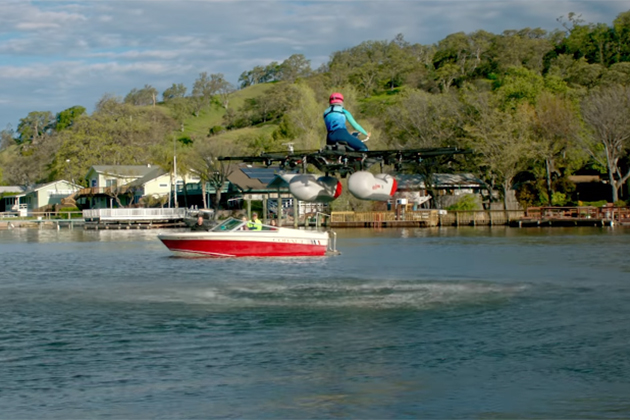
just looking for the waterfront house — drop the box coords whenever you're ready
[394,173,488,209]
[0,186,27,213]
[125,167,172,204]
[0,180,81,214]
[77,164,200,209]
[85,165,158,189]
[173,165,296,215]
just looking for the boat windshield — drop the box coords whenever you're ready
[209,217,279,232]
[210,217,245,232]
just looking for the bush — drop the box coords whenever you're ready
[446,194,479,211]
[208,125,225,136]
[614,200,627,207]
[59,206,80,219]
[551,192,568,206]
[582,200,608,207]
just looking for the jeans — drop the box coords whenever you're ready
[326,129,368,151]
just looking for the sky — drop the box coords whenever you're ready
[0,0,628,131]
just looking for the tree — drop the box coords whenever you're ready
[162,83,187,102]
[382,35,414,90]
[50,96,177,182]
[271,82,325,149]
[232,83,294,126]
[211,74,235,110]
[238,65,267,88]
[16,111,55,147]
[565,57,605,88]
[124,85,158,106]
[192,72,215,115]
[494,66,544,107]
[580,85,630,202]
[383,89,462,148]
[3,133,61,186]
[192,72,231,115]
[601,62,630,86]
[613,11,630,63]
[278,54,312,82]
[531,92,584,204]
[463,94,536,209]
[166,97,193,131]
[327,40,389,95]
[558,15,617,67]
[348,41,387,95]
[186,137,239,219]
[56,106,86,131]
[263,62,280,82]
[1,126,15,150]
[490,28,554,74]
[434,63,461,92]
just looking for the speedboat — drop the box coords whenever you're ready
[158,217,338,258]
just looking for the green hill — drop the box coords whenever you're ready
[165,83,276,142]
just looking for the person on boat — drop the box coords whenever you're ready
[247,212,262,231]
[191,215,208,231]
[240,215,249,230]
[323,92,370,152]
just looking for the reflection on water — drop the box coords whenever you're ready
[1,226,629,419]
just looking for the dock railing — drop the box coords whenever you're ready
[1,210,84,220]
[83,208,188,222]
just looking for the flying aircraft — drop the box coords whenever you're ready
[218,143,471,203]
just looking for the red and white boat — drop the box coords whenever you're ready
[158,217,337,258]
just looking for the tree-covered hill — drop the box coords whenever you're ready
[2,10,630,208]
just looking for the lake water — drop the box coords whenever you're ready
[1,226,629,419]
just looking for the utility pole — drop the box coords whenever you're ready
[173,137,178,208]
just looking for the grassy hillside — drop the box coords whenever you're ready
[166,83,276,142]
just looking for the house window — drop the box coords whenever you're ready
[91,180,96,187]
[106,179,117,188]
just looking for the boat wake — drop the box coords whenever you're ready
[145,280,528,310]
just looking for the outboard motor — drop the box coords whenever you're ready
[348,171,397,201]
[285,174,343,203]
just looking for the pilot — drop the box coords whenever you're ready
[323,92,370,152]
[247,212,263,231]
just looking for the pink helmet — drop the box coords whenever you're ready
[329,92,344,104]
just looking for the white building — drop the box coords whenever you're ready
[79,164,200,209]
[1,180,82,214]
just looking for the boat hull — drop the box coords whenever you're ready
[158,230,329,257]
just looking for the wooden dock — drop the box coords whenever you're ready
[328,209,525,228]
[511,206,629,228]
[82,208,188,230]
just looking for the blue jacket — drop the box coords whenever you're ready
[323,105,368,136]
